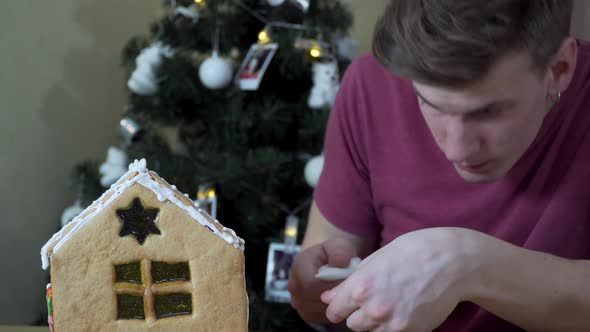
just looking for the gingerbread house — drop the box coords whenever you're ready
[41,159,247,331]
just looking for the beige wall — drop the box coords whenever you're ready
[0,0,162,324]
[573,0,590,40]
[0,0,385,325]
[346,0,388,56]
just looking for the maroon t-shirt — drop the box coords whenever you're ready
[314,40,590,331]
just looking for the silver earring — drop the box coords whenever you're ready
[552,91,561,105]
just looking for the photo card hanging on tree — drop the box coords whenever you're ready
[265,214,301,303]
[196,183,218,219]
[265,242,301,303]
[236,43,278,91]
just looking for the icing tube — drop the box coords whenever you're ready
[315,257,361,282]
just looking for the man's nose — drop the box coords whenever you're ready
[442,117,480,163]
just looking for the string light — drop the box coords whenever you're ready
[194,0,206,8]
[258,29,271,44]
[283,215,299,251]
[310,45,322,58]
[284,225,298,238]
[197,188,216,200]
[196,185,217,219]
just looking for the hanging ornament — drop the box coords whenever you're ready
[127,42,175,95]
[265,214,302,303]
[199,25,233,90]
[196,184,218,219]
[267,0,285,6]
[199,51,233,90]
[99,146,129,187]
[308,60,340,109]
[61,200,84,227]
[292,0,310,12]
[267,0,308,12]
[172,1,202,29]
[174,3,200,23]
[304,154,324,187]
[238,42,279,91]
[119,116,144,144]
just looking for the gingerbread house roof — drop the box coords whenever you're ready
[41,159,244,270]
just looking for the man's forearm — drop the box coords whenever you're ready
[463,230,590,331]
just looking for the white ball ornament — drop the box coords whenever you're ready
[199,51,233,90]
[304,154,325,188]
[267,0,286,6]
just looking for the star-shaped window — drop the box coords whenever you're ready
[116,198,161,244]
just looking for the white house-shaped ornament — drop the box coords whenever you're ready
[41,159,248,331]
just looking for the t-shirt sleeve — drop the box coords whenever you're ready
[314,59,380,238]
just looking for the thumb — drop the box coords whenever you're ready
[323,238,358,268]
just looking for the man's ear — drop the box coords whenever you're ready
[548,37,577,94]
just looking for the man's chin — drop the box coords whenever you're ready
[454,165,505,183]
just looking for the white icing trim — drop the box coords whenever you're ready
[41,159,244,270]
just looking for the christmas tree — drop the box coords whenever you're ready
[60,0,354,330]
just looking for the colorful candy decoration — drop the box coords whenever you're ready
[46,283,54,332]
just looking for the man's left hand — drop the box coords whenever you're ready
[320,228,480,332]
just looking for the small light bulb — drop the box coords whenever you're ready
[258,30,270,44]
[310,46,321,58]
[207,189,216,199]
[285,226,298,238]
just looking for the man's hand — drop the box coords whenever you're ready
[321,228,478,332]
[288,238,360,324]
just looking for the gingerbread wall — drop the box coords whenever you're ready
[50,184,247,331]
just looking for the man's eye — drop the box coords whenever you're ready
[472,108,501,119]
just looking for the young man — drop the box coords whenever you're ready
[288,1,590,331]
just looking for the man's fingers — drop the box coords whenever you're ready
[320,283,341,304]
[323,238,359,268]
[325,282,361,323]
[345,308,379,332]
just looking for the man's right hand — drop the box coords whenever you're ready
[287,238,359,324]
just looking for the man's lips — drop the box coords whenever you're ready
[456,161,490,172]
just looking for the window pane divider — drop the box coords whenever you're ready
[142,259,156,323]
